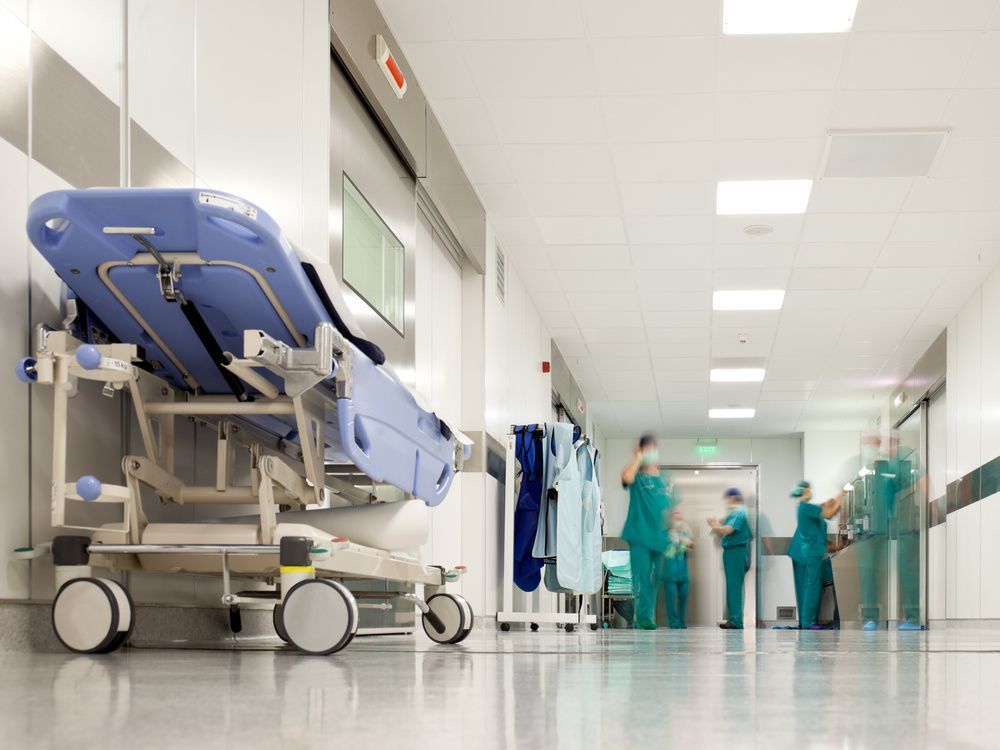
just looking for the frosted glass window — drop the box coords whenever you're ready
[343,174,404,334]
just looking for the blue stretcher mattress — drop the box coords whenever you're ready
[26,188,462,506]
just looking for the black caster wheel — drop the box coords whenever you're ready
[273,604,289,643]
[423,593,471,644]
[499,621,511,632]
[590,623,599,631]
[602,620,610,629]
[565,623,575,633]
[530,622,539,632]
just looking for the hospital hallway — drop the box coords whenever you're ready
[2,627,998,749]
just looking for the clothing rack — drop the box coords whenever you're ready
[496,424,599,632]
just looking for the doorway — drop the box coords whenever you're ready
[658,466,758,627]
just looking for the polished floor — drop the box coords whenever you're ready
[3,625,1000,749]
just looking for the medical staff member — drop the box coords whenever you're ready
[621,434,672,630]
[708,488,752,630]
[788,481,844,630]
[662,509,693,629]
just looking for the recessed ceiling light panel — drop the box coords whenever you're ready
[716,180,812,215]
[711,368,766,382]
[713,290,785,311]
[723,0,859,35]
[709,408,756,419]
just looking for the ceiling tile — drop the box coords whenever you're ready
[432,98,498,144]
[493,216,543,246]
[505,144,616,184]
[537,216,626,245]
[505,244,551,270]
[855,287,928,308]
[715,216,804,245]
[566,290,640,312]
[648,340,711,357]
[715,138,824,180]
[456,145,515,183]
[551,337,589,358]
[789,267,870,290]
[626,215,715,245]
[712,267,791,289]
[779,307,851,327]
[717,91,833,141]
[573,309,640,328]
[613,142,718,182]
[783,290,861,310]
[647,327,706,345]
[636,269,713,291]
[587,342,651,359]
[444,0,586,39]
[631,246,714,269]
[402,42,478,98]
[541,309,576,329]
[794,242,882,268]
[714,244,797,269]
[464,40,595,97]
[808,178,913,213]
[581,0,719,37]
[926,267,988,307]
[652,356,710,371]
[902,178,1000,212]
[839,32,978,90]
[829,89,952,130]
[930,137,1000,178]
[558,269,636,292]
[890,212,1000,242]
[853,0,997,31]
[486,97,605,143]
[619,182,715,216]
[547,245,631,270]
[802,213,896,243]
[865,266,947,290]
[640,291,712,311]
[602,94,716,143]
[474,183,529,217]
[530,290,570,312]
[591,36,716,95]
[378,0,452,41]
[520,182,621,216]
[944,90,1000,138]
[717,35,846,91]
[713,310,782,328]
[960,31,1000,88]
[914,307,959,328]
[582,327,646,344]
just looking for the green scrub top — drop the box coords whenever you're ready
[661,526,691,582]
[621,472,672,553]
[788,501,825,562]
[720,505,751,548]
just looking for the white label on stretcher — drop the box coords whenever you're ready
[198,192,258,220]
[100,357,131,373]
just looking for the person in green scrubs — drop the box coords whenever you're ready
[708,488,752,629]
[788,481,844,630]
[662,509,693,628]
[621,434,672,630]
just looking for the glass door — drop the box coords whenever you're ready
[894,406,925,627]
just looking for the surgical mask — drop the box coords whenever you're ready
[640,449,659,466]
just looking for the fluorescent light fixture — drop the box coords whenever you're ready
[711,368,766,383]
[709,408,756,419]
[723,0,858,35]
[716,180,812,215]
[713,290,785,311]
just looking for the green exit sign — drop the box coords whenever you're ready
[697,444,718,455]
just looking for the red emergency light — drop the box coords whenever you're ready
[375,35,407,99]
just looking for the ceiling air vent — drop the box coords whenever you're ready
[496,243,506,305]
[820,129,949,178]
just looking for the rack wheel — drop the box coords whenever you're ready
[565,623,575,633]
[423,593,470,644]
[499,621,511,632]
[590,623,599,631]
[272,604,289,643]
[280,579,358,655]
[52,577,134,654]
[530,622,539,632]
[454,596,475,644]
[602,620,610,629]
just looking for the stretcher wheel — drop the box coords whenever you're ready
[272,604,289,643]
[530,622,539,632]
[499,621,511,632]
[52,577,134,654]
[565,623,575,633]
[590,623,599,631]
[422,593,469,644]
[280,579,358,655]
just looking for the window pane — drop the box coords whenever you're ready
[343,174,405,333]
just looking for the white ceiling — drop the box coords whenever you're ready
[377,0,1000,438]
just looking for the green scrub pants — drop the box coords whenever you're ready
[630,545,663,626]
[722,545,748,628]
[793,557,823,628]
[663,579,689,628]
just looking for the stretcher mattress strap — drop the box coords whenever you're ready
[179,299,252,402]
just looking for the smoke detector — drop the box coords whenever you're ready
[737,333,750,345]
[743,224,773,236]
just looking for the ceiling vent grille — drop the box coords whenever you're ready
[820,129,949,178]
[496,243,506,305]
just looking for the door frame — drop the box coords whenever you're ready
[661,464,761,628]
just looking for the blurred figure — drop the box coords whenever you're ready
[662,509,693,628]
[708,488,752,630]
[788,481,844,630]
[621,434,673,630]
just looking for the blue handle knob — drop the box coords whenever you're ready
[76,475,102,502]
[75,345,102,371]
[15,357,37,384]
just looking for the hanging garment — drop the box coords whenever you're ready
[533,423,574,560]
[512,424,546,592]
[551,427,585,591]
[562,441,602,593]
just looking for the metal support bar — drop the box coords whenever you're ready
[145,401,295,416]
[244,323,339,398]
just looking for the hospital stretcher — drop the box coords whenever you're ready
[15,188,474,655]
